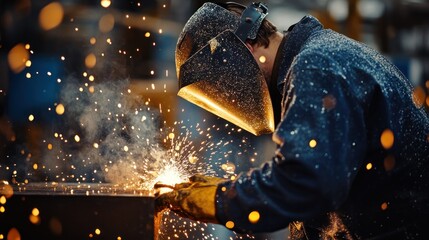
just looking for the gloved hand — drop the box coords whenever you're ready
[155,175,227,223]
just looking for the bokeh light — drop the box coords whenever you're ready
[100,0,111,8]
[225,221,235,229]
[381,202,388,210]
[248,211,260,224]
[366,163,372,170]
[56,103,65,115]
[99,14,115,33]
[380,129,394,149]
[85,53,97,68]
[39,2,64,30]
[7,228,20,240]
[384,155,396,171]
[7,44,29,73]
[309,139,317,148]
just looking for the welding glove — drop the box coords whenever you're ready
[155,175,227,223]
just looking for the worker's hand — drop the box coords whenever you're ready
[155,175,227,223]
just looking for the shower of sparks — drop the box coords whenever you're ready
[0,75,255,191]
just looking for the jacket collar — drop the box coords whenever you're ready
[271,15,324,94]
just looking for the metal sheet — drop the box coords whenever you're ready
[0,183,155,239]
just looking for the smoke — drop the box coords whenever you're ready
[41,76,198,190]
[23,72,257,191]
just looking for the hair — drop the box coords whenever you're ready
[225,2,278,48]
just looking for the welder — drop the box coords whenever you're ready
[155,2,429,239]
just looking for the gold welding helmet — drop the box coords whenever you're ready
[176,2,274,136]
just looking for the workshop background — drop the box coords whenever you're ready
[1,0,428,239]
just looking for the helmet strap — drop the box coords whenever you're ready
[234,2,269,42]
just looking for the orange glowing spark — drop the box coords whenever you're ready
[168,133,175,139]
[8,43,29,73]
[225,221,235,229]
[56,103,65,115]
[1,181,14,198]
[32,208,40,216]
[380,129,394,149]
[309,139,317,148]
[29,215,41,224]
[85,53,97,68]
[39,2,64,30]
[7,228,20,240]
[366,163,372,170]
[248,211,260,223]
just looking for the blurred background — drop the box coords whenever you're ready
[1,0,429,239]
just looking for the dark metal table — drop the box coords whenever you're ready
[0,183,155,239]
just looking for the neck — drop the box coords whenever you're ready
[268,32,285,77]
[252,31,284,81]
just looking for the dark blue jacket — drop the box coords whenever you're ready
[215,15,429,239]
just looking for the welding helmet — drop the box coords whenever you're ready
[176,2,274,136]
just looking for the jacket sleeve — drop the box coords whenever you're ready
[215,53,369,233]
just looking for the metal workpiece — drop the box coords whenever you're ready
[0,183,155,239]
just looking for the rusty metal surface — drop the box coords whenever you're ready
[0,183,155,239]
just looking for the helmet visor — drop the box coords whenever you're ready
[178,30,274,135]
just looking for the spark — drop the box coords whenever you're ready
[152,165,186,194]
[366,163,372,170]
[248,211,260,223]
[380,129,394,149]
[32,208,40,216]
[309,139,317,148]
[100,0,111,8]
[56,103,65,115]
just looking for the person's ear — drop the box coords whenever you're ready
[245,42,254,52]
